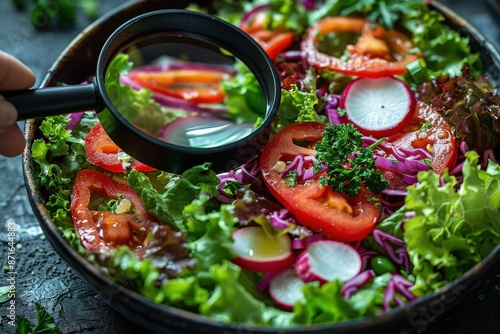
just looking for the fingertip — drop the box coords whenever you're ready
[0,124,26,157]
[0,50,36,90]
[0,98,18,127]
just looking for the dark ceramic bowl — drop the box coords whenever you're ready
[486,0,500,15]
[23,1,500,333]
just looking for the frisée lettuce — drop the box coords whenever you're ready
[404,150,500,296]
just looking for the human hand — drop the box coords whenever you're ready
[0,50,36,157]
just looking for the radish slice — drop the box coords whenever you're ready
[157,116,254,148]
[231,226,294,272]
[339,77,416,138]
[295,240,362,283]
[269,269,305,311]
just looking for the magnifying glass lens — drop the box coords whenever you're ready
[105,33,265,148]
[7,10,280,172]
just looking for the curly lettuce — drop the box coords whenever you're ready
[271,85,327,135]
[31,113,98,254]
[404,151,500,296]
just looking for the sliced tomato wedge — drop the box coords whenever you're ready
[260,122,381,242]
[84,123,156,173]
[240,11,294,60]
[377,101,458,191]
[127,69,230,104]
[301,17,421,78]
[70,169,157,252]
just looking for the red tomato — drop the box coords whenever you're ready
[377,101,458,191]
[127,69,229,104]
[301,17,421,78]
[240,11,294,60]
[70,169,157,251]
[85,123,156,173]
[260,122,381,242]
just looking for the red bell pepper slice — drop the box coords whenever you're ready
[240,11,294,61]
[301,17,421,78]
[127,69,229,104]
[260,122,381,242]
[84,123,156,173]
[70,169,157,252]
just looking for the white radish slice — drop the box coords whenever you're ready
[269,269,305,311]
[295,240,362,283]
[339,77,416,138]
[231,226,294,272]
[157,116,254,148]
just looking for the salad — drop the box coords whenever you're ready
[31,0,500,328]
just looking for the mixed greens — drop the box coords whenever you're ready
[31,0,500,328]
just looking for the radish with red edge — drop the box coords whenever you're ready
[269,269,305,311]
[295,240,362,283]
[231,226,294,272]
[339,77,416,138]
[157,116,254,148]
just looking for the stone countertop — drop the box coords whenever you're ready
[0,0,499,333]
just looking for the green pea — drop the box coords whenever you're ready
[370,255,397,275]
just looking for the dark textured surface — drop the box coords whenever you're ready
[0,0,499,333]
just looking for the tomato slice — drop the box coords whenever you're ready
[240,11,294,60]
[377,101,458,191]
[260,122,381,242]
[128,69,229,104]
[301,17,421,78]
[70,169,157,251]
[85,123,156,173]
[248,30,294,60]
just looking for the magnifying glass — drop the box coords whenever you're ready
[2,9,280,173]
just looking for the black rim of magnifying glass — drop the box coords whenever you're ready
[95,9,281,173]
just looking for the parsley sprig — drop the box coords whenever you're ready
[16,303,62,334]
[340,0,422,29]
[12,0,98,30]
[315,124,388,196]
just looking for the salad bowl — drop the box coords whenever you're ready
[22,0,500,333]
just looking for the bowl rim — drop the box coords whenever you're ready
[22,0,500,333]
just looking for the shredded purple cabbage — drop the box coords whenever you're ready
[325,94,342,125]
[382,274,416,311]
[67,112,85,130]
[300,0,319,10]
[256,271,280,292]
[269,209,295,230]
[372,229,411,274]
[239,4,269,28]
[341,269,376,299]
[291,233,325,250]
[352,240,380,271]
[217,155,262,203]
[279,154,324,183]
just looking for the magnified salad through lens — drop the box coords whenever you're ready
[31,0,500,327]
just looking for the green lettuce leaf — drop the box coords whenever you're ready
[293,280,358,324]
[403,7,483,81]
[222,60,266,125]
[127,163,220,231]
[348,273,391,316]
[92,245,206,308]
[404,150,500,296]
[271,85,327,135]
[200,260,293,325]
[104,53,180,135]
[182,195,238,272]
[31,114,98,255]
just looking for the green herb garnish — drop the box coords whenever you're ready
[316,124,388,196]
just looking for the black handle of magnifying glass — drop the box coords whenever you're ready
[1,81,99,121]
